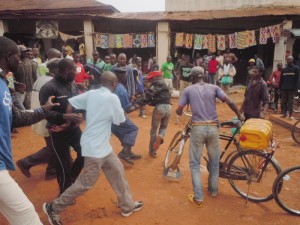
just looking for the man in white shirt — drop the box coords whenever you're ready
[43,71,143,225]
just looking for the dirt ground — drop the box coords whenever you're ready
[1,91,300,225]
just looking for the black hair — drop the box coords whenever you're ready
[0,36,18,59]
[58,58,75,73]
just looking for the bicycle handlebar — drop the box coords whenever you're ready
[219,120,242,128]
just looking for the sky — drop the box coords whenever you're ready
[98,0,165,12]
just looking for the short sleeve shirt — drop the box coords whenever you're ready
[161,62,174,79]
[68,87,126,158]
[179,83,226,123]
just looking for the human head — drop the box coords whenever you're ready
[57,58,77,83]
[224,57,231,65]
[152,56,157,63]
[100,71,118,92]
[167,55,172,63]
[104,55,110,64]
[118,53,127,66]
[112,67,127,86]
[254,54,258,59]
[133,57,142,67]
[73,52,81,63]
[25,48,33,60]
[147,71,162,82]
[47,48,62,60]
[286,56,294,65]
[92,51,99,62]
[19,45,28,59]
[217,50,222,56]
[195,52,200,58]
[207,51,212,56]
[0,36,21,74]
[110,53,117,65]
[252,66,264,79]
[184,55,190,64]
[248,58,255,66]
[61,46,68,58]
[32,47,39,58]
[212,54,216,60]
[277,62,283,70]
[181,54,185,60]
[46,58,61,76]
[190,66,205,84]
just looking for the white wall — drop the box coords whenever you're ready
[166,0,300,11]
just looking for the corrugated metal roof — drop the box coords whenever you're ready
[0,0,118,13]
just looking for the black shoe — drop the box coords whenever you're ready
[16,160,31,178]
[129,151,142,160]
[121,201,144,217]
[118,152,134,165]
[43,202,63,225]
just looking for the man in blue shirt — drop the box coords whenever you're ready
[0,36,59,225]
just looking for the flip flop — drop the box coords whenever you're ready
[188,194,203,208]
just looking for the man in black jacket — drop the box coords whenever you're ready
[39,58,84,195]
[280,56,300,120]
[146,71,172,158]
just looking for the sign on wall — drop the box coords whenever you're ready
[36,21,58,39]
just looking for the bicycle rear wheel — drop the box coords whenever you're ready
[227,150,281,202]
[291,120,300,144]
[273,166,300,216]
[164,131,185,171]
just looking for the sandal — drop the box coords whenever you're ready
[188,194,203,208]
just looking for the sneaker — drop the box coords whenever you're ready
[288,116,294,121]
[16,160,31,178]
[121,201,144,217]
[128,151,142,160]
[153,135,163,151]
[118,152,134,165]
[209,192,218,197]
[43,203,63,225]
[139,115,147,119]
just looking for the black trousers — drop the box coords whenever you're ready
[20,136,57,175]
[50,126,84,194]
[281,90,295,116]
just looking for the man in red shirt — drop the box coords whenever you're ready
[208,55,219,85]
[269,63,282,111]
[74,52,94,93]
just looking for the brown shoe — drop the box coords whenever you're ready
[16,160,31,178]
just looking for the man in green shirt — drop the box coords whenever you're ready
[161,56,174,93]
[103,53,117,72]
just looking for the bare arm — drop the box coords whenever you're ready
[223,96,245,121]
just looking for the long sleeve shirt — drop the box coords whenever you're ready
[280,64,299,91]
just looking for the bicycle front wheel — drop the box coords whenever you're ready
[291,120,300,144]
[227,150,281,202]
[164,131,185,170]
[273,166,300,216]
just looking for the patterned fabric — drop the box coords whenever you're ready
[237,31,248,49]
[115,34,123,48]
[202,35,209,49]
[140,33,148,48]
[247,30,257,47]
[229,33,237,49]
[217,35,226,50]
[269,24,282,43]
[108,34,115,48]
[259,27,270,45]
[207,34,216,53]
[123,34,133,48]
[94,33,101,47]
[100,34,109,49]
[133,34,141,48]
[148,32,156,47]
[184,33,193,49]
[175,33,184,47]
[194,34,203,50]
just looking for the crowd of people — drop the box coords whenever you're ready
[0,34,300,225]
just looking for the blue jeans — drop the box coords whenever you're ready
[208,73,217,85]
[149,104,171,153]
[189,125,220,201]
[111,117,138,147]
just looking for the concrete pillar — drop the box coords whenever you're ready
[0,20,9,36]
[84,20,94,59]
[156,22,170,68]
[273,20,293,70]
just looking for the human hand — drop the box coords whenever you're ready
[49,123,70,132]
[90,75,94,80]
[42,96,60,111]
[238,114,245,122]
[260,111,266,119]
[15,82,26,93]
[63,113,84,124]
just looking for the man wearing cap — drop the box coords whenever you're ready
[14,45,38,109]
[176,66,244,206]
[147,71,171,157]
[246,58,256,85]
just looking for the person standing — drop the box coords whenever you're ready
[254,54,265,71]
[86,51,104,90]
[146,71,171,158]
[279,56,300,120]
[208,54,219,85]
[103,53,116,72]
[176,66,244,207]
[74,52,94,93]
[223,49,238,64]
[240,66,270,120]
[161,55,175,93]
[269,63,283,112]
[39,58,84,195]
[43,72,144,225]
[216,51,224,66]
[179,55,193,96]
[149,56,159,72]
[218,57,236,94]
[0,36,59,225]
[246,58,256,85]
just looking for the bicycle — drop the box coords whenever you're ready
[163,112,282,202]
[272,165,300,216]
[291,119,300,144]
[293,92,300,113]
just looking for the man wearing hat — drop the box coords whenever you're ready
[176,66,244,206]
[146,71,171,157]
[246,58,256,85]
[14,45,38,109]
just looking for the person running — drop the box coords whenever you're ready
[43,72,144,225]
[176,66,244,207]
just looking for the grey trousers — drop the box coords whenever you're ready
[52,152,135,214]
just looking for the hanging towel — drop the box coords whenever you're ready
[100,34,109,49]
[229,33,237,49]
[237,31,248,49]
[207,34,216,53]
[133,34,141,48]
[148,32,156,47]
[217,35,226,50]
[194,34,203,50]
[247,30,257,47]
[115,34,123,48]
[269,24,282,43]
[123,34,133,48]
[175,33,184,47]
[140,33,148,48]
[259,27,270,45]
[108,34,115,48]
[202,35,209,49]
[184,33,193,49]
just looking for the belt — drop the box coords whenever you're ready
[192,121,218,126]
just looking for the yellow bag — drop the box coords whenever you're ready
[239,119,273,150]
